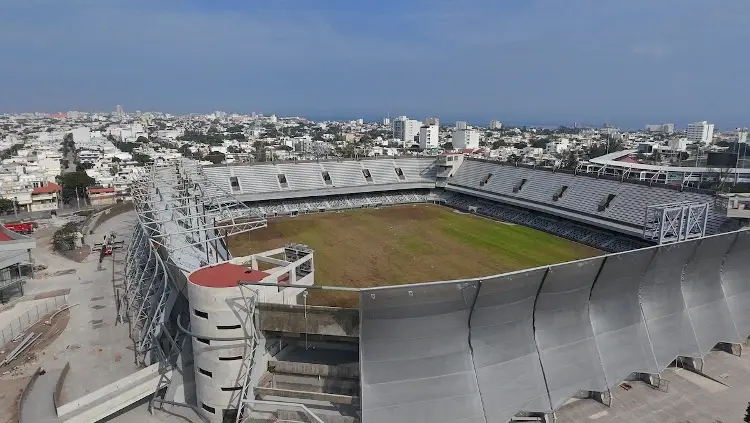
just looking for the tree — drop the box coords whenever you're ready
[744,402,750,423]
[132,152,151,165]
[112,157,122,163]
[0,198,15,213]
[513,142,527,150]
[532,138,550,149]
[57,171,96,203]
[136,136,149,143]
[76,162,94,172]
[204,152,225,164]
[492,140,508,149]
[442,142,454,151]
[178,144,195,159]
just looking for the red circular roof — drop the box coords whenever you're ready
[189,263,270,288]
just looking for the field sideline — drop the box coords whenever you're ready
[228,204,600,307]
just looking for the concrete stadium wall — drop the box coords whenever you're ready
[257,303,359,338]
[358,229,750,423]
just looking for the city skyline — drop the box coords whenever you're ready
[1,1,749,127]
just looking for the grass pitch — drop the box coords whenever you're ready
[228,204,600,307]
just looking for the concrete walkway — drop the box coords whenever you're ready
[20,369,63,423]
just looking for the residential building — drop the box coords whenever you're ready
[71,126,91,144]
[382,117,390,126]
[87,187,117,206]
[489,120,503,130]
[455,121,467,130]
[736,128,748,144]
[668,138,689,152]
[644,123,675,134]
[453,129,479,150]
[423,117,440,126]
[686,121,715,145]
[545,138,571,155]
[419,125,439,149]
[392,116,420,145]
[30,182,60,212]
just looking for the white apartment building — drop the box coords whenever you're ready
[419,125,439,149]
[393,116,421,145]
[453,129,480,150]
[455,121,468,130]
[668,138,689,152]
[545,138,571,155]
[423,117,440,126]
[71,127,91,144]
[686,121,715,145]
[735,128,748,144]
[489,120,503,130]
[644,123,675,134]
[382,117,390,126]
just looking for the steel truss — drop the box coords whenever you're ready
[124,159,267,368]
[235,284,260,423]
[643,201,709,244]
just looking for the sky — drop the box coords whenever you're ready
[1,0,749,128]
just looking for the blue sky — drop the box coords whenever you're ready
[1,0,749,128]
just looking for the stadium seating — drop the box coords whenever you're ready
[204,158,439,194]
[442,192,648,252]
[448,159,725,234]
[211,157,733,253]
[276,162,326,191]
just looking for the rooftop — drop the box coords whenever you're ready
[31,182,61,194]
[188,262,269,288]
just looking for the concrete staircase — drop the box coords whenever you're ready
[245,354,361,423]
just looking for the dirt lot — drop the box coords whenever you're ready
[0,308,70,373]
[229,204,600,307]
[0,308,69,423]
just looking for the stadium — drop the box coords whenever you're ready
[123,155,750,423]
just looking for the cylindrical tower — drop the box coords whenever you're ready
[187,263,269,423]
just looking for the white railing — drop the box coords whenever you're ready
[0,295,68,349]
[241,399,325,423]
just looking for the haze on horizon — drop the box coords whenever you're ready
[1,0,748,128]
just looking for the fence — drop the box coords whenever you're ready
[0,295,68,349]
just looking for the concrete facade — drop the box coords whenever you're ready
[187,278,250,423]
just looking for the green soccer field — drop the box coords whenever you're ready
[229,204,600,307]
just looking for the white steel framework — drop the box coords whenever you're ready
[124,159,267,368]
[643,201,709,244]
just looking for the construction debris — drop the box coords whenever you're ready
[0,332,41,367]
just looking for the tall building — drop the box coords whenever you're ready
[393,116,420,145]
[419,125,439,149]
[686,121,715,145]
[736,128,748,144]
[423,117,440,126]
[489,120,502,130]
[115,105,123,118]
[455,121,467,130]
[382,117,390,126]
[644,123,675,134]
[452,129,479,150]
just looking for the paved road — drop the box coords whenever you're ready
[15,211,139,400]
[20,369,63,423]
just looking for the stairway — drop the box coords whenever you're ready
[244,352,361,423]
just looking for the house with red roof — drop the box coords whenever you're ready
[87,186,117,206]
[30,182,61,212]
